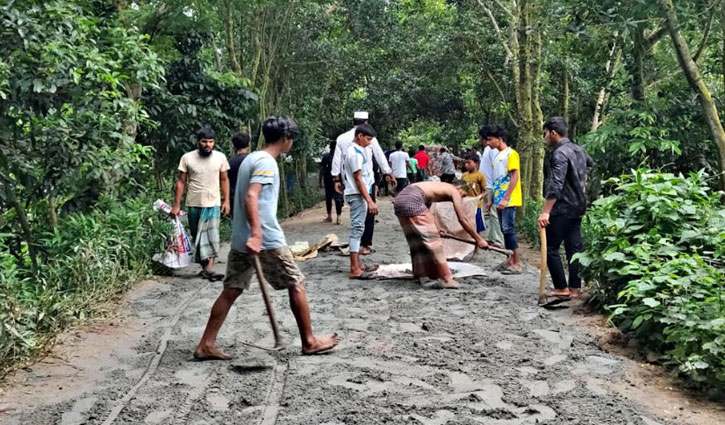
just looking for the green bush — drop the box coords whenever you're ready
[575,169,725,393]
[0,196,169,375]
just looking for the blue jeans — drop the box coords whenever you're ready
[345,194,367,253]
[497,207,518,250]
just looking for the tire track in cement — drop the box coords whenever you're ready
[258,359,290,425]
[101,282,210,425]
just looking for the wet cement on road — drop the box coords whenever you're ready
[1,200,677,424]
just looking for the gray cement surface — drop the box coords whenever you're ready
[0,200,687,424]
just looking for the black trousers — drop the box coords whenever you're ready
[361,188,376,247]
[441,173,455,183]
[396,177,409,194]
[546,215,583,289]
[324,180,343,216]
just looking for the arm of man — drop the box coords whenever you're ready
[371,139,396,186]
[170,171,186,216]
[245,183,264,253]
[497,169,519,210]
[353,170,378,215]
[220,170,230,216]
[538,151,568,228]
[451,191,488,249]
[331,144,344,193]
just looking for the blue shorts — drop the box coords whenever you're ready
[476,207,486,233]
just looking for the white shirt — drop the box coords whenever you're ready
[479,146,497,189]
[331,127,392,177]
[389,150,410,178]
[343,144,374,196]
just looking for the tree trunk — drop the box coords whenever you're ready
[6,186,38,272]
[517,0,534,203]
[659,0,725,190]
[529,30,545,201]
[48,195,58,229]
[632,25,647,103]
[223,1,242,75]
[592,42,620,131]
[210,33,224,73]
[562,63,569,123]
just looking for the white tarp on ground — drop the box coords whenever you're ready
[430,196,482,261]
[371,262,486,280]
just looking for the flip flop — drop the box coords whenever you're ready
[538,296,572,308]
[361,248,376,255]
[500,267,523,275]
[350,271,376,280]
[362,264,380,272]
[200,271,225,281]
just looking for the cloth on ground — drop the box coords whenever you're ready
[371,262,486,280]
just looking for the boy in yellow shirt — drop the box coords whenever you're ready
[481,125,523,274]
[461,153,487,233]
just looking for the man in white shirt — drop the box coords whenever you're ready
[343,124,379,278]
[332,111,395,255]
[478,126,505,247]
[388,141,410,194]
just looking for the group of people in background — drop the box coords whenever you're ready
[167,110,591,359]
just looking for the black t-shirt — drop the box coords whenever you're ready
[228,152,248,197]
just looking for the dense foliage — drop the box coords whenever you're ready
[1,0,725,393]
[576,170,724,393]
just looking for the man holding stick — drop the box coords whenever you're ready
[194,116,340,360]
[537,117,593,299]
[394,181,489,289]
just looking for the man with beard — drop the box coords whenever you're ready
[171,127,231,281]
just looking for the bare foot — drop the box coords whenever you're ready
[323,216,332,223]
[348,268,365,278]
[569,288,582,298]
[432,279,460,289]
[193,345,235,361]
[302,333,341,355]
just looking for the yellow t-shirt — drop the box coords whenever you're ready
[492,148,522,207]
[461,171,487,197]
[178,150,231,207]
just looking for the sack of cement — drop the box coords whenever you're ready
[153,215,194,269]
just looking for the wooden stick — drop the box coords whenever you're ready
[251,254,285,349]
[441,233,513,256]
[538,227,548,305]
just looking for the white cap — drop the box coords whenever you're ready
[353,111,369,120]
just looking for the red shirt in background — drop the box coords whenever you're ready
[414,151,430,169]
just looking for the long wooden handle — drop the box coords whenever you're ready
[538,227,548,305]
[251,254,284,348]
[441,233,513,256]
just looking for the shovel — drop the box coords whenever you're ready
[251,254,285,350]
[440,233,513,257]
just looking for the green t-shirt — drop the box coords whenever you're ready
[408,157,419,174]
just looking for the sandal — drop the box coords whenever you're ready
[350,271,376,280]
[200,270,225,281]
[500,266,523,275]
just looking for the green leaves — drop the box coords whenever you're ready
[582,169,725,392]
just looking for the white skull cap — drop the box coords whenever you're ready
[353,111,369,120]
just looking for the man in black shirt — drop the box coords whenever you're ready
[537,117,593,299]
[228,132,250,217]
[319,140,343,224]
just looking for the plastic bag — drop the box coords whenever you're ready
[153,215,194,269]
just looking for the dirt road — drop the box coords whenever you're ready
[1,200,721,424]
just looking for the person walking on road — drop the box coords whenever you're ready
[413,145,430,181]
[437,147,460,183]
[194,116,340,360]
[343,124,379,279]
[320,140,344,224]
[478,126,505,247]
[482,125,524,274]
[332,111,395,255]
[537,117,593,299]
[171,127,230,281]
[228,131,250,218]
[389,141,410,194]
